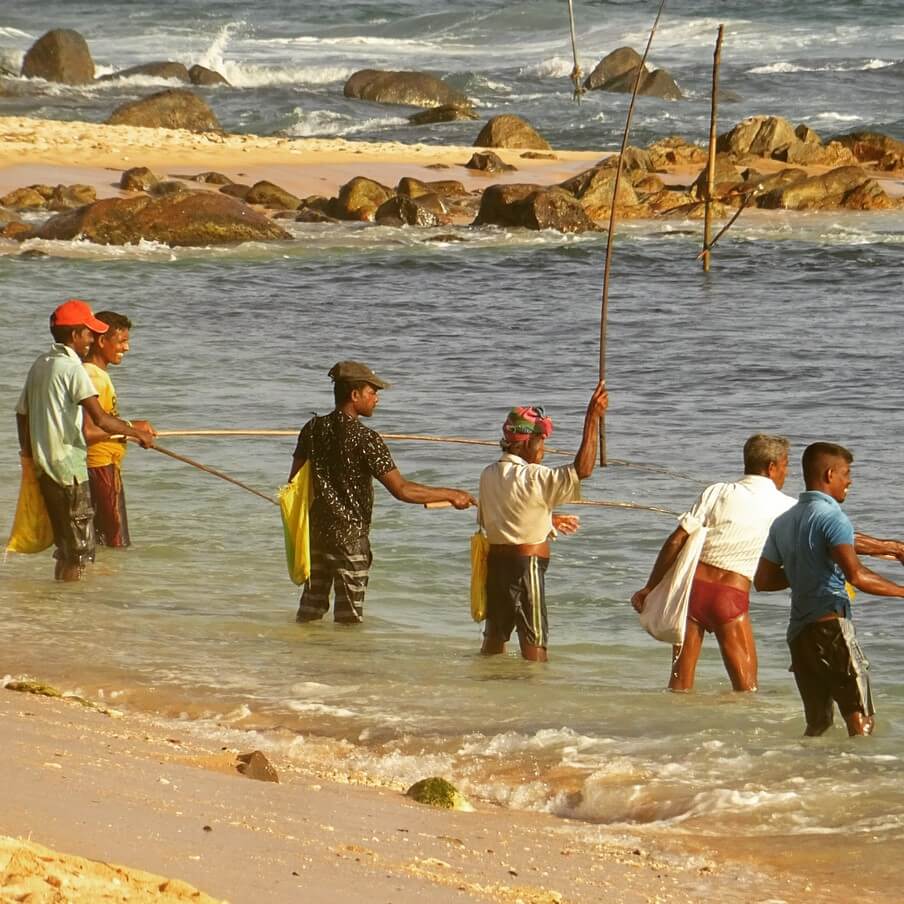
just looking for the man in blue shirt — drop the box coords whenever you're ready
[755,442,904,736]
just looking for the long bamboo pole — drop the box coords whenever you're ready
[567,0,584,103]
[598,0,667,466]
[702,24,724,273]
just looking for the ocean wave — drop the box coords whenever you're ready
[283,108,408,138]
[0,26,32,39]
[748,59,895,74]
[521,56,574,79]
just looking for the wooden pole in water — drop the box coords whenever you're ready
[567,0,584,103]
[702,24,725,273]
[598,0,667,465]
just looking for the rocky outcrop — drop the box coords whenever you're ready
[120,167,159,191]
[464,151,516,174]
[245,181,300,210]
[473,184,598,233]
[559,167,640,219]
[1,187,48,209]
[180,171,233,185]
[408,104,476,125]
[646,136,707,170]
[583,47,682,99]
[756,165,895,211]
[38,192,291,246]
[21,29,94,85]
[831,131,904,171]
[474,115,550,150]
[47,184,96,210]
[598,147,653,173]
[189,64,230,87]
[328,177,395,221]
[689,154,741,200]
[343,69,469,109]
[772,139,856,167]
[107,89,221,131]
[375,194,446,227]
[718,115,798,158]
[397,177,466,199]
[99,62,190,83]
[219,184,252,200]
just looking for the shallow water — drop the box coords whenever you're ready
[3,0,904,890]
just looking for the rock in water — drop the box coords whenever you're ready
[21,29,94,85]
[464,151,516,174]
[107,89,221,132]
[99,61,190,83]
[189,64,230,87]
[236,750,279,783]
[38,192,291,246]
[344,69,469,109]
[405,777,473,811]
[474,115,551,151]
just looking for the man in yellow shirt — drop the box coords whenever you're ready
[83,311,155,547]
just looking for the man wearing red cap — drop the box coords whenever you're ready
[16,300,156,581]
[478,381,608,661]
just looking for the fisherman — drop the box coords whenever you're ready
[16,300,156,581]
[755,442,904,736]
[289,361,475,624]
[631,435,795,692]
[478,381,608,662]
[83,311,156,547]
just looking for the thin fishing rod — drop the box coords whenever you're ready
[567,0,584,103]
[598,0,667,467]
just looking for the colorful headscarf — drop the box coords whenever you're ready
[502,406,554,443]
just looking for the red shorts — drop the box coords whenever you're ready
[687,578,749,633]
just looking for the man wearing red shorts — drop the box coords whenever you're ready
[632,435,794,691]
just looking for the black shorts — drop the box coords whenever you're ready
[485,552,549,648]
[789,617,874,731]
[38,474,96,568]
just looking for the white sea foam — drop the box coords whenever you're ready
[286,701,358,718]
[0,26,32,39]
[749,58,894,74]
[522,57,574,79]
[283,108,407,138]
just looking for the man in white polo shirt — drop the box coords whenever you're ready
[478,381,608,661]
[16,299,155,581]
[631,434,795,692]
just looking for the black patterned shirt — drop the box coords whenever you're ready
[293,410,396,546]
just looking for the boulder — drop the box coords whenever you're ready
[735,167,807,198]
[831,131,904,171]
[343,69,469,109]
[772,140,857,167]
[756,165,888,210]
[397,177,432,199]
[646,136,707,170]
[717,115,797,158]
[329,177,394,222]
[295,208,339,224]
[245,180,300,210]
[464,151,516,174]
[406,777,473,811]
[598,146,652,173]
[48,184,96,211]
[375,194,445,227]
[38,191,291,246]
[795,124,821,145]
[189,64,230,87]
[559,167,640,218]
[21,29,94,85]
[2,222,37,241]
[99,62,190,83]
[184,171,232,185]
[120,167,159,191]
[107,89,221,132]
[220,183,252,200]
[473,183,598,232]
[690,154,741,200]
[1,187,47,209]
[474,114,550,151]
[408,104,476,125]
[149,180,190,197]
[632,173,665,196]
[0,206,22,226]
[583,47,643,90]
[644,189,697,215]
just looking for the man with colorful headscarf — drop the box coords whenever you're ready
[478,381,608,661]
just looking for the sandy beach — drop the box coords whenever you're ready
[0,685,864,904]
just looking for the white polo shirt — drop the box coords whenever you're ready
[479,453,581,545]
[679,474,795,580]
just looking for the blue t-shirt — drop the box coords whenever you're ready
[761,490,855,641]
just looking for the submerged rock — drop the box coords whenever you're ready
[99,61,190,83]
[21,29,94,85]
[38,192,291,246]
[474,114,550,151]
[408,104,476,125]
[189,64,230,87]
[107,89,221,132]
[406,777,473,811]
[344,69,469,109]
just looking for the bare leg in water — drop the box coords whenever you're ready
[669,619,705,691]
[714,613,758,692]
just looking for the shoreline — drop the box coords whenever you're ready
[0,685,866,904]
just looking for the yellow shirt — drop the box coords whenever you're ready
[84,363,126,469]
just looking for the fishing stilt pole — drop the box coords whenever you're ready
[598,0,667,465]
[567,0,584,103]
[702,24,725,272]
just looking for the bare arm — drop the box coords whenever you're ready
[831,544,904,597]
[754,557,790,592]
[855,532,904,565]
[16,413,31,456]
[81,396,155,448]
[631,527,689,612]
[573,381,609,479]
[378,468,476,509]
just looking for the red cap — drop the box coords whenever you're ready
[50,299,109,333]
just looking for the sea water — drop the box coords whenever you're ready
[2,0,904,892]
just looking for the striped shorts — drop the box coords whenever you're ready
[485,552,549,648]
[296,535,373,624]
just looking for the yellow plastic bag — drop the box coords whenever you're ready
[6,455,54,554]
[278,463,313,586]
[470,527,490,622]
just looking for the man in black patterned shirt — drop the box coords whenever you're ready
[289,361,475,623]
